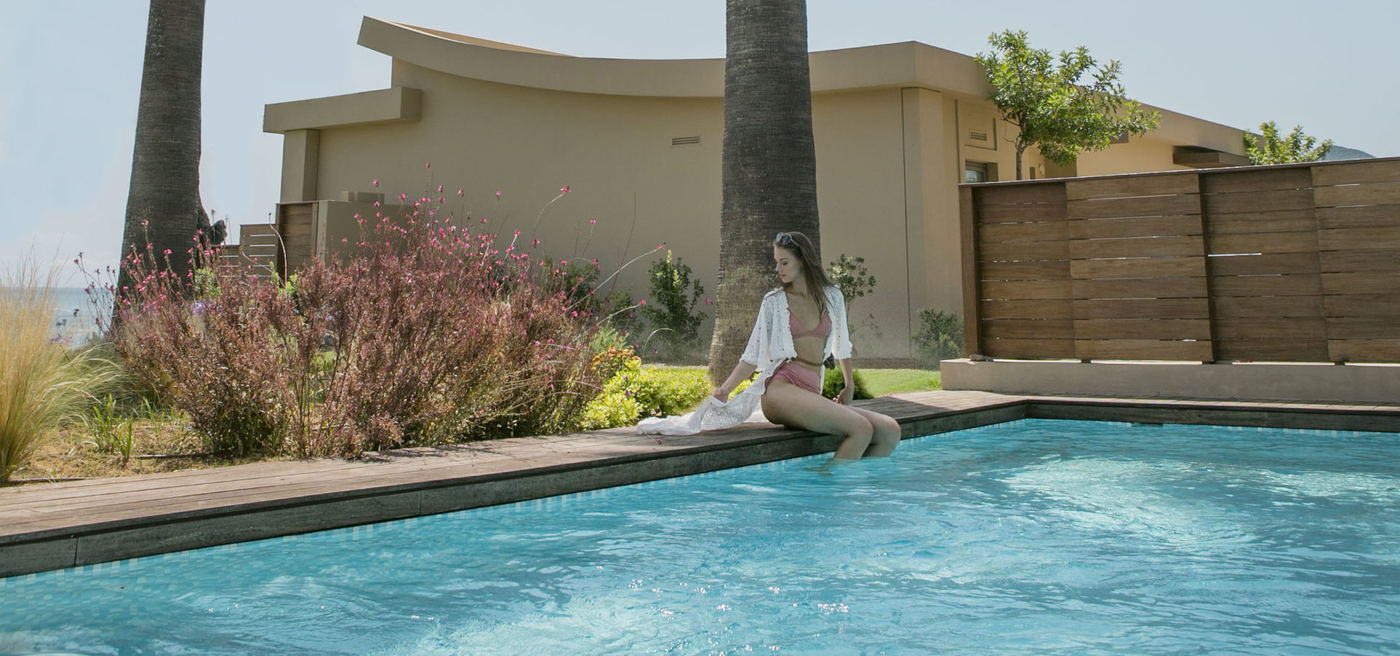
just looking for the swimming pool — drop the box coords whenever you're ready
[2,418,1397,654]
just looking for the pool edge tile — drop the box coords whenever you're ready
[0,537,76,579]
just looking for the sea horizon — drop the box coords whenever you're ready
[41,286,108,343]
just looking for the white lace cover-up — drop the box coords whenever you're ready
[636,285,851,435]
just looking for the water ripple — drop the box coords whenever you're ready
[2,419,1397,655]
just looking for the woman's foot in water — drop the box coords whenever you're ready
[808,456,860,474]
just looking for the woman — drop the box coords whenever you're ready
[638,232,900,464]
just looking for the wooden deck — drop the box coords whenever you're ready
[4,390,1399,578]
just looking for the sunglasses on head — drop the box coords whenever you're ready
[775,232,795,246]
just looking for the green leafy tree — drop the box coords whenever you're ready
[975,30,1160,180]
[1244,121,1333,164]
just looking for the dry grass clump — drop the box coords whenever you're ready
[0,261,117,483]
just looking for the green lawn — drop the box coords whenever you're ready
[858,368,942,397]
[646,366,941,397]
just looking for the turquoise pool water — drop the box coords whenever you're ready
[2,419,1398,655]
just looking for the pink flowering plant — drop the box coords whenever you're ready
[102,180,626,457]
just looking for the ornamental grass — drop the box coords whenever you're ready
[0,261,116,483]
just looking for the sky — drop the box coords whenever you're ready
[2,0,1396,284]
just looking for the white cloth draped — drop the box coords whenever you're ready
[637,285,851,435]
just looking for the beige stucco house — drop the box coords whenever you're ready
[263,17,1248,364]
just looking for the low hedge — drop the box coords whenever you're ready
[581,360,871,430]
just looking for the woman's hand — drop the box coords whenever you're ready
[712,386,730,402]
[836,386,854,405]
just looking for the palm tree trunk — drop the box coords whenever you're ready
[708,0,820,384]
[118,0,208,303]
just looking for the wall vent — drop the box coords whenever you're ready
[671,135,701,146]
[969,129,989,142]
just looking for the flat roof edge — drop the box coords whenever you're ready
[263,87,422,133]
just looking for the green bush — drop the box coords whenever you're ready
[588,327,630,363]
[580,362,720,430]
[599,289,642,346]
[823,367,872,400]
[580,362,875,430]
[828,253,878,348]
[633,367,713,417]
[542,256,601,313]
[579,346,644,430]
[913,309,964,367]
[578,389,643,430]
[639,250,707,362]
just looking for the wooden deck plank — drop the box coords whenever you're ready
[0,393,988,528]
[3,395,973,519]
[3,438,693,514]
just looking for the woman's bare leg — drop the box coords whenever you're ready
[847,406,902,457]
[762,380,873,460]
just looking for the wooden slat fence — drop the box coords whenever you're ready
[216,223,279,277]
[276,202,316,275]
[960,157,1400,363]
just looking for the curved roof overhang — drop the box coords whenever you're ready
[355,16,990,99]
[266,16,1244,156]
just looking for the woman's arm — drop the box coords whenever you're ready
[713,361,758,401]
[716,293,773,401]
[835,358,855,404]
[824,286,855,404]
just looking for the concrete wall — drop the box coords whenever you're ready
[317,62,723,312]
[1076,136,1191,177]
[302,65,934,360]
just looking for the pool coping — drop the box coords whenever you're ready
[3,390,1399,578]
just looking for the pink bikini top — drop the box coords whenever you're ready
[789,310,831,339]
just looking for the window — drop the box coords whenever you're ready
[965,161,992,183]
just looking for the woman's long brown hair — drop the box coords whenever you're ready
[773,231,833,313]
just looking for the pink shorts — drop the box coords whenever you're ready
[769,360,822,395]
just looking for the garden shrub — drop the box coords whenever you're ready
[827,253,876,305]
[578,388,643,431]
[639,250,707,363]
[823,367,872,400]
[631,367,713,417]
[113,264,302,455]
[913,309,964,367]
[588,328,631,370]
[828,253,879,347]
[578,364,768,431]
[542,255,602,314]
[599,289,643,347]
[578,352,644,430]
[109,191,601,457]
[579,363,719,430]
